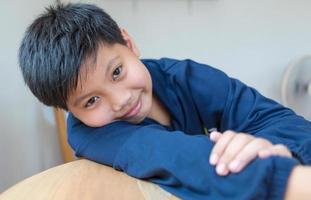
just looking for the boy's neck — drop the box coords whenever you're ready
[147,94,171,127]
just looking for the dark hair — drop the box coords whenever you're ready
[19,3,126,110]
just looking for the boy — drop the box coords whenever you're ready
[19,3,311,199]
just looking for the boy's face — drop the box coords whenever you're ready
[66,43,153,127]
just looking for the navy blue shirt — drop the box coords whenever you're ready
[67,58,311,199]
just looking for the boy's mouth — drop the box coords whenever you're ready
[122,97,142,119]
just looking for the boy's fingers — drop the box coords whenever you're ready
[216,163,230,176]
[217,133,253,170]
[257,149,273,158]
[274,144,292,157]
[209,130,235,166]
[258,144,292,158]
[209,131,222,142]
[228,138,272,173]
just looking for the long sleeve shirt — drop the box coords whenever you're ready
[67,58,311,199]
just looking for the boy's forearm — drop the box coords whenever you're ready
[285,166,311,200]
[104,124,298,199]
[68,117,299,199]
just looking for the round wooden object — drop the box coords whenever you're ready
[0,159,178,200]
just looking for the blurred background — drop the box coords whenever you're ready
[1,0,310,192]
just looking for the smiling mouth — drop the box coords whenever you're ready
[122,97,142,119]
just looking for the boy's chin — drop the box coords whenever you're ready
[125,115,147,125]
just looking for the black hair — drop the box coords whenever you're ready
[19,3,126,110]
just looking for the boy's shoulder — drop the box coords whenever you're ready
[141,57,220,75]
[141,57,198,72]
[141,57,179,71]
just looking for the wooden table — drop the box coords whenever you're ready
[0,159,179,200]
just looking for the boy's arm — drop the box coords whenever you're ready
[285,165,311,200]
[67,114,298,200]
[183,59,311,164]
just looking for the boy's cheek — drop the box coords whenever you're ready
[70,109,113,127]
[83,115,113,127]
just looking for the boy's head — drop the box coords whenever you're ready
[19,3,153,127]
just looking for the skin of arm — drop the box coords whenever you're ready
[285,166,311,200]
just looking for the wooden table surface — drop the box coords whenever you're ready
[0,159,179,200]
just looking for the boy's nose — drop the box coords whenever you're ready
[110,91,131,112]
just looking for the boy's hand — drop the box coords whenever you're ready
[209,130,292,176]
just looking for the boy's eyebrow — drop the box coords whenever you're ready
[73,56,120,107]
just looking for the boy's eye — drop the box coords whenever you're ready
[85,96,99,108]
[112,66,122,80]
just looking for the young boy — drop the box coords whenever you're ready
[19,3,311,200]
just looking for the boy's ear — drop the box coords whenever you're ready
[120,28,140,57]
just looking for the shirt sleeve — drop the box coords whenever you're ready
[67,114,298,200]
[183,59,311,164]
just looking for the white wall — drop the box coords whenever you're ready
[1,0,310,192]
